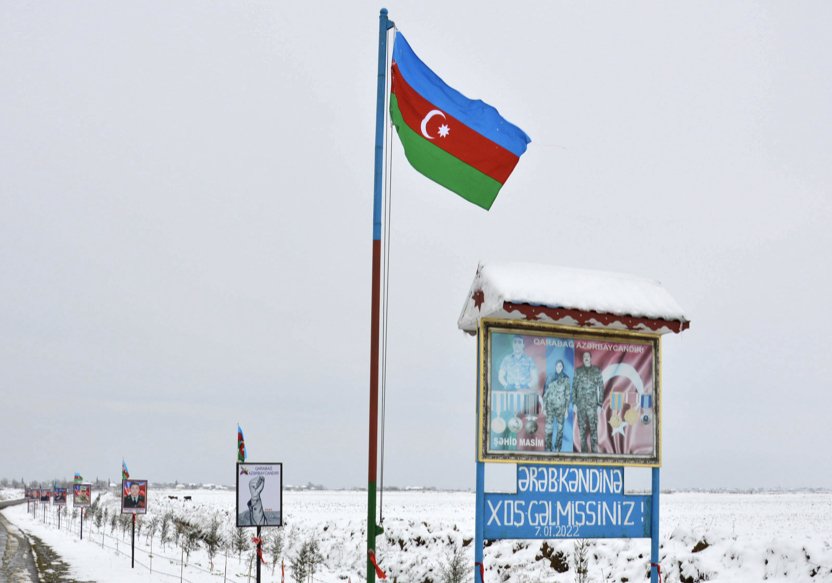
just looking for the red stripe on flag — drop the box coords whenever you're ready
[391,63,519,185]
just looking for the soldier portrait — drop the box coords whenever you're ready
[121,480,148,514]
[573,350,604,453]
[481,320,660,466]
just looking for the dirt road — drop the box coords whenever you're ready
[0,502,39,582]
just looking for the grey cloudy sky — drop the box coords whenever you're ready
[1,1,830,490]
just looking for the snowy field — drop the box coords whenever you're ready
[3,488,832,582]
[0,487,23,501]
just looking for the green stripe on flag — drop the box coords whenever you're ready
[390,94,503,210]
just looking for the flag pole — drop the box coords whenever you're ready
[368,8,393,583]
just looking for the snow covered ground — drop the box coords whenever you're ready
[3,488,831,582]
[0,487,24,501]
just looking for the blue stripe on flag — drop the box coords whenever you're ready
[393,32,531,158]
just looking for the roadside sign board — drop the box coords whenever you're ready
[236,462,283,527]
[73,483,92,508]
[479,320,660,467]
[121,479,148,514]
[53,488,68,505]
[483,465,651,540]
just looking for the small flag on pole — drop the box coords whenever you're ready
[74,473,83,483]
[237,424,247,463]
[121,460,130,480]
[390,32,530,210]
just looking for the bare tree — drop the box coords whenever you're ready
[160,512,173,550]
[573,539,590,583]
[267,529,285,575]
[201,517,225,571]
[291,538,323,583]
[180,522,202,566]
[231,526,249,560]
[438,544,468,583]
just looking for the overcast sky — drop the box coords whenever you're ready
[1,1,830,490]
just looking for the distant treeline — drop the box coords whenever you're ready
[0,477,110,489]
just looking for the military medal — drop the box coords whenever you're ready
[624,406,639,426]
[491,393,507,434]
[491,417,506,434]
[639,393,653,425]
[609,391,628,436]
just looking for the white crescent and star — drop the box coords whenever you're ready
[420,109,450,140]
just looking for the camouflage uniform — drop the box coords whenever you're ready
[498,353,537,390]
[572,364,604,453]
[542,373,570,451]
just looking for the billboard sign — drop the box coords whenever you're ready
[483,465,651,540]
[479,319,660,467]
[73,483,92,508]
[53,488,68,505]
[121,480,148,514]
[236,463,283,527]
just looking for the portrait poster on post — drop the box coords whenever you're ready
[236,463,282,527]
[121,479,148,514]
[40,490,52,502]
[73,484,92,507]
[479,319,661,467]
[53,488,68,505]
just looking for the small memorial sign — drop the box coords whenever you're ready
[236,463,283,527]
[73,483,92,508]
[121,479,148,514]
[53,488,68,506]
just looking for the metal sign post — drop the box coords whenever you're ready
[256,526,262,583]
[131,513,136,568]
[651,468,661,583]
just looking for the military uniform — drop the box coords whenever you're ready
[572,364,604,453]
[498,353,537,390]
[542,373,570,451]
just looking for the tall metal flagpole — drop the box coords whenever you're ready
[368,8,393,583]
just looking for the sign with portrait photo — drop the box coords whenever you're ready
[479,319,660,467]
[236,463,282,527]
[121,479,148,514]
[53,487,68,505]
[73,483,92,508]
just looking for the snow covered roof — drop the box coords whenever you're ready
[458,262,690,335]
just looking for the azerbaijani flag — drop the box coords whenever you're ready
[237,424,247,463]
[122,459,129,480]
[74,472,83,483]
[390,32,530,210]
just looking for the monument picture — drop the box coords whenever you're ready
[236,463,282,527]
